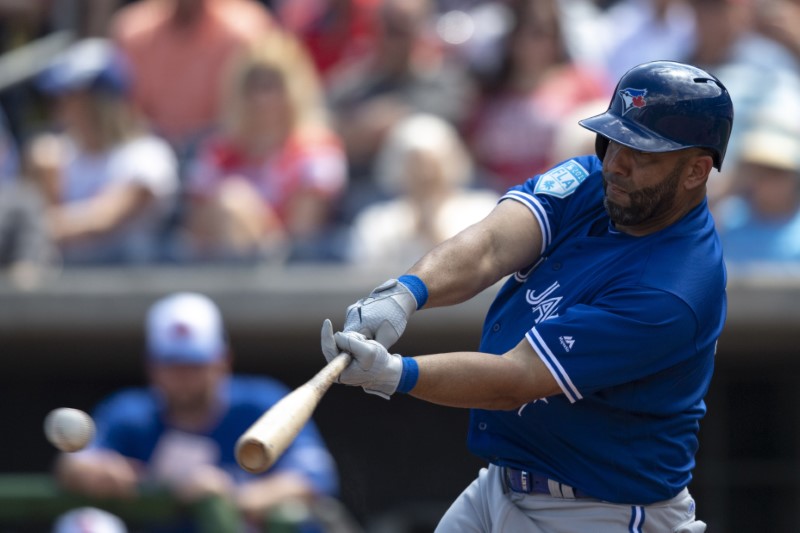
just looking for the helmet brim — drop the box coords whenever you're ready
[579,112,687,154]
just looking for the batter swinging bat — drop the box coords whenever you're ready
[235,352,352,473]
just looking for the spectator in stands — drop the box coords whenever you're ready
[755,0,800,63]
[54,291,340,533]
[277,0,381,87]
[27,38,179,265]
[108,0,274,162]
[464,0,612,192]
[0,177,56,289]
[347,113,498,266]
[180,30,348,263]
[326,0,474,217]
[601,0,697,81]
[714,116,800,264]
[0,1,54,143]
[683,0,800,203]
[0,106,19,183]
[0,102,57,289]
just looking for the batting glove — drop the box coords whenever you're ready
[343,277,424,350]
[322,319,411,399]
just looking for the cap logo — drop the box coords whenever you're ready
[618,88,647,114]
[171,322,192,339]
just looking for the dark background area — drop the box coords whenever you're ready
[1,265,799,531]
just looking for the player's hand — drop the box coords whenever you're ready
[321,321,402,399]
[173,464,235,503]
[344,278,417,349]
[56,450,141,499]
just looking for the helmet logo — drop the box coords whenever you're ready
[618,88,647,114]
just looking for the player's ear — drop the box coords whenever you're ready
[684,150,714,190]
[595,135,609,162]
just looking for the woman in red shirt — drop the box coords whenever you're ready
[182,30,348,262]
[466,0,612,192]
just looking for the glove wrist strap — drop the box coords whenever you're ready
[397,357,419,394]
[398,274,428,310]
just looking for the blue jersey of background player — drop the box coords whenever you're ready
[56,292,338,533]
[321,61,733,532]
[91,374,337,494]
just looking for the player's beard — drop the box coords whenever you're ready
[603,158,685,227]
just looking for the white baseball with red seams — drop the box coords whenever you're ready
[44,408,95,452]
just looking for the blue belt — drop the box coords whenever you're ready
[503,467,593,499]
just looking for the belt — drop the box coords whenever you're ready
[503,467,593,499]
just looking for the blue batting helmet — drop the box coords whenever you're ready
[579,60,734,170]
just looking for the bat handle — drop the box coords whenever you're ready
[308,352,352,392]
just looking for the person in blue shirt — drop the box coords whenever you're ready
[714,123,800,264]
[321,60,733,532]
[56,292,339,532]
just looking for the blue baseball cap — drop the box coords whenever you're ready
[37,38,130,96]
[146,292,227,364]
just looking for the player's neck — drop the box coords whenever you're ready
[166,401,222,432]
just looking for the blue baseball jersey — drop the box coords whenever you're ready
[90,375,338,496]
[467,156,726,504]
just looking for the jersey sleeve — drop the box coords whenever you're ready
[89,390,155,459]
[525,287,699,403]
[500,156,601,255]
[271,419,339,496]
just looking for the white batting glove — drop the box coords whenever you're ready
[343,278,418,349]
[321,319,403,399]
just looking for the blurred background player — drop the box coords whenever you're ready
[54,291,339,532]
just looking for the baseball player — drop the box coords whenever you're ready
[57,292,338,532]
[321,60,733,532]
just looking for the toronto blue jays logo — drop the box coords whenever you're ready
[618,87,647,114]
[526,281,562,324]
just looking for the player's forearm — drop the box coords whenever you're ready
[55,452,141,498]
[408,350,557,410]
[47,186,152,242]
[235,471,315,513]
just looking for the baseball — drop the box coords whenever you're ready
[44,408,95,452]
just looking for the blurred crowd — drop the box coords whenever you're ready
[1,0,800,289]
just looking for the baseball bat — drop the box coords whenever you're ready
[235,352,352,474]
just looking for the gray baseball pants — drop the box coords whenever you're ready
[435,464,707,533]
